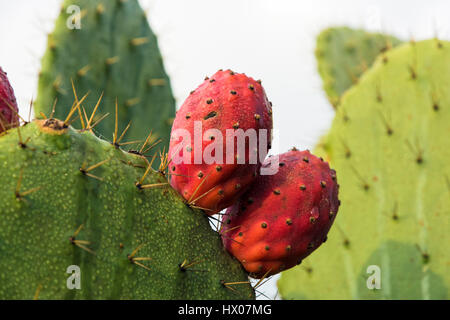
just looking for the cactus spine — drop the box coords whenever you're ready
[0,116,254,299]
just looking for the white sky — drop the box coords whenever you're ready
[1,0,449,300]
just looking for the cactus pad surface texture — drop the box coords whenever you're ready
[0,119,254,299]
[34,0,175,151]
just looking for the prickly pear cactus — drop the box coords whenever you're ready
[316,27,402,108]
[279,39,450,299]
[0,119,254,299]
[34,0,175,150]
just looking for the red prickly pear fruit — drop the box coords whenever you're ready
[221,149,339,278]
[0,67,19,133]
[168,69,273,214]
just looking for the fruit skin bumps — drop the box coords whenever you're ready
[221,149,339,278]
[0,67,19,133]
[169,69,273,214]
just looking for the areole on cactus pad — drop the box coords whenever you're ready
[221,149,339,279]
[168,69,273,214]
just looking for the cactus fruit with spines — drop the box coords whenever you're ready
[316,27,402,108]
[0,67,19,133]
[278,39,450,299]
[221,150,339,279]
[0,117,255,299]
[169,69,273,214]
[34,0,175,153]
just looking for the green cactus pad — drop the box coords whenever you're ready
[316,27,402,108]
[34,0,175,151]
[279,39,450,299]
[0,120,254,299]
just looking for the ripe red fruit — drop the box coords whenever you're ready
[221,149,339,278]
[0,67,19,133]
[168,69,272,214]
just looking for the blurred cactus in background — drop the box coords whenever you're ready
[279,37,450,299]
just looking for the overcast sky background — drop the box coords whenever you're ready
[1,0,449,300]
